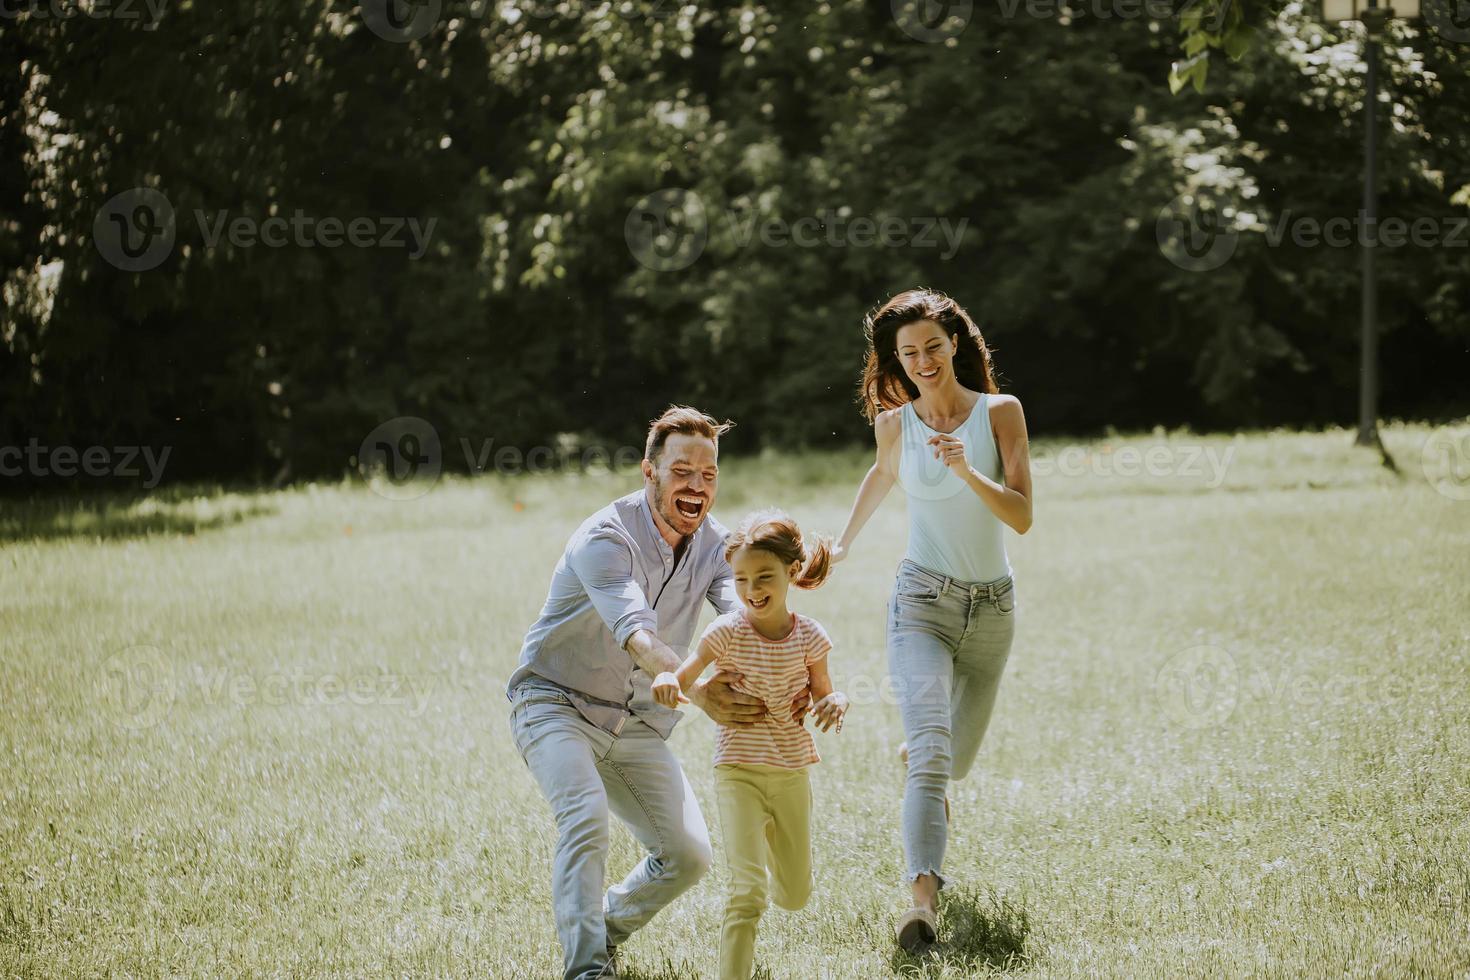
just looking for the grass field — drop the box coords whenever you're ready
[3,422,1469,978]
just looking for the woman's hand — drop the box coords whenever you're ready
[927,433,970,475]
[651,671,687,709]
[810,692,848,733]
[831,542,848,565]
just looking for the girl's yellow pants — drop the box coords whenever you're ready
[714,763,814,980]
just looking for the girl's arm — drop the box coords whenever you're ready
[651,635,720,708]
[927,394,1033,534]
[807,657,848,733]
[834,409,901,562]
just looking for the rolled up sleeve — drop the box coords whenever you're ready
[706,554,741,616]
[566,527,658,650]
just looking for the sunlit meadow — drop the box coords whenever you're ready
[3,423,1468,978]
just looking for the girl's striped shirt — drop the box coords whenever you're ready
[700,610,832,769]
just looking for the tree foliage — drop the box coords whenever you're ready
[2,0,1466,484]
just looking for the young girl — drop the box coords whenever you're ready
[652,509,848,980]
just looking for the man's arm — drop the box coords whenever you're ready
[622,628,685,678]
[565,528,659,651]
[706,550,741,615]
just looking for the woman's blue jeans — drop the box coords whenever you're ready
[887,558,1016,888]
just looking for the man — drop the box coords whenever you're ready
[507,405,806,980]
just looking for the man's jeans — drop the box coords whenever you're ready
[510,686,713,980]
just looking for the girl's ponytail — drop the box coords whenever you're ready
[793,534,833,590]
[724,509,833,590]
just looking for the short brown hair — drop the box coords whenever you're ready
[644,405,734,465]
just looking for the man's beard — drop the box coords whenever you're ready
[651,473,698,532]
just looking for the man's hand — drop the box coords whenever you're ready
[790,686,813,725]
[691,669,767,728]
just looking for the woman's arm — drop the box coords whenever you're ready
[927,394,1033,534]
[834,409,901,561]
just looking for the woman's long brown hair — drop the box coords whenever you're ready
[857,288,998,424]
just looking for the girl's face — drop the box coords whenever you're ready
[731,546,800,618]
[895,319,958,390]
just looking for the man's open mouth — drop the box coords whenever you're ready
[674,495,704,519]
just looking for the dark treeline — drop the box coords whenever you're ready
[3,0,1467,485]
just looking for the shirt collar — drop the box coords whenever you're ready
[635,488,674,556]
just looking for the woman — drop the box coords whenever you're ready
[832,288,1033,953]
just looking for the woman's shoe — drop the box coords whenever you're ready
[898,742,951,823]
[895,906,938,953]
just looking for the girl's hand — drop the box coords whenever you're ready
[927,433,969,475]
[810,692,848,733]
[651,672,687,709]
[831,542,848,565]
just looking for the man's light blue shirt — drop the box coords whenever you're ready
[507,489,740,738]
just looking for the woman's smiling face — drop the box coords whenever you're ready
[895,319,957,389]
